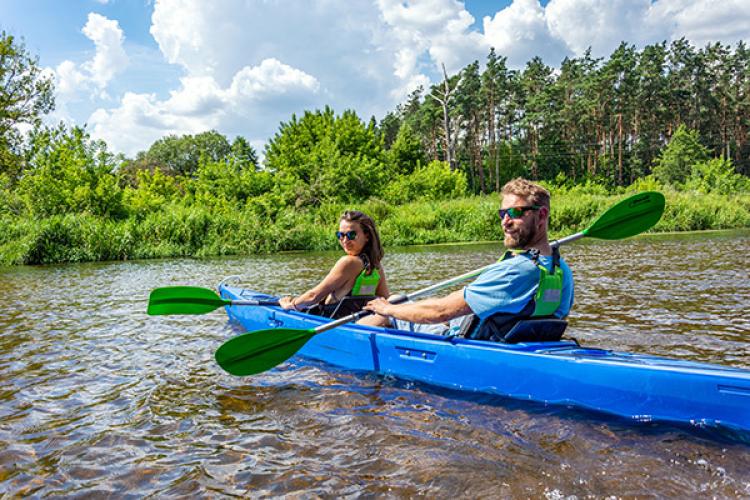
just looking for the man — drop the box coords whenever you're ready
[359,178,574,341]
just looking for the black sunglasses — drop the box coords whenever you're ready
[498,205,541,220]
[336,230,357,241]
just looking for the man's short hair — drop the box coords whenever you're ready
[501,178,550,209]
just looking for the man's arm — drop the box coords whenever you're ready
[363,289,473,324]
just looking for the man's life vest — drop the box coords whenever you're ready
[463,247,566,342]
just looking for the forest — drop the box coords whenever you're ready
[0,31,748,265]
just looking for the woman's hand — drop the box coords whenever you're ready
[279,296,297,310]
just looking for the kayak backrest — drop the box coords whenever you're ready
[503,319,568,344]
[460,314,568,344]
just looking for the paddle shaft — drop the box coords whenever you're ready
[553,232,584,247]
[232,299,280,307]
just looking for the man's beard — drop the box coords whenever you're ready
[504,222,537,249]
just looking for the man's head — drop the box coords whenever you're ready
[500,178,550,249]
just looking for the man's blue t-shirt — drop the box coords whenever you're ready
[463,254,574,320]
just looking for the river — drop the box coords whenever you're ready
[1,230,749,497]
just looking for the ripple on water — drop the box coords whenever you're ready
[1,232,749,496]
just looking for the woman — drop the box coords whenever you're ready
[279,210,390,318]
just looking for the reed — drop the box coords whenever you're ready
[1,191,748,265]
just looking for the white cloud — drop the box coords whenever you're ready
[545,0,660,57]
[647,0,750,49]
[89,58,321,155]
[53,12,128,104]
[81,13,129,91]
[481,0,750,68]
[227,58,320,99]
[378,0,485,71]
[482,0,570,68]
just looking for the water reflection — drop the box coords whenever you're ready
[0,230,749,496]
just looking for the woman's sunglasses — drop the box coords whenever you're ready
[498,205,541,220]
[336,230,358,241]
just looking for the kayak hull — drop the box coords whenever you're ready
[219,286,750,433]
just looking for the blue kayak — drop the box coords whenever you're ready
[219,285,750,433]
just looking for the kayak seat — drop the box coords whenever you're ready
[503,319,568,344]
[459,311,568,344]
[306,295,377,319]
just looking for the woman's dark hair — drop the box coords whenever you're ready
[340,210,383,273]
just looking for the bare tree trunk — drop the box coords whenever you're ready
[429,63,457,170]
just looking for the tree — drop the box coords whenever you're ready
[455,60,485,192]
[229,136,258,169]
[388,122,426,175]
[429,64,459,170]
[0,32,55,179]
[140,130,232,176]
[519,57,554,179]
[378,111,401,149]
[264,106,388,205]
[19,124,125,218]
[652,124,709,185]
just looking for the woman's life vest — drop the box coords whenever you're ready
[309,254,381,319]
[350,267,380,296]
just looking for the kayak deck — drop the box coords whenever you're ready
[219,286,750,434]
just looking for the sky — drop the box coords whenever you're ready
[2,0,750,158]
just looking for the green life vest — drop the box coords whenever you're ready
[500,248,563,317]
[350,267,380,296]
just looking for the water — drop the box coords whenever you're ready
[1,230,749,497]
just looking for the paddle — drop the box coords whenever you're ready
[147,286,279,316]
[215,191,666,377]
[554,191,665,245]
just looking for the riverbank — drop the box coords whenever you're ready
[1,188,748,265]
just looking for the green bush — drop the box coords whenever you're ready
[383,160,467,204]
[684,157,750,194]
[1,188,748,266]
[652,125,710,186]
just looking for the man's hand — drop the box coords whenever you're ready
[364,297,391,316]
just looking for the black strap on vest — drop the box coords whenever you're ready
[307,295,377,319]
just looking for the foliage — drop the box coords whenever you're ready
[383,39,750,188]
[388,122,426,175]
[17,124,125,218]
[265,107,390,205]
[3,189,747,266]
[134,130,233,176]
[0,31,55,179]
[1,32,749,266]
[684,157,750,194]
[383,160,467,204]
[187,159,273,211]
[122,168,181,216]
[652,125,710,186]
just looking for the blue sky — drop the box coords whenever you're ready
[1,0,748,157]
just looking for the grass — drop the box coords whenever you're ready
[1,190,748,265]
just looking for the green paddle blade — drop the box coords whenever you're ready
[147,286,229,315]
[215,328,316,376]
[583,191,665,240]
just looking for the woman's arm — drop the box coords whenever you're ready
[279,255,363,310]
[375,265,390,298]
